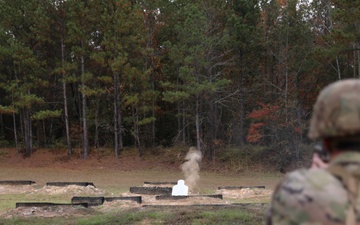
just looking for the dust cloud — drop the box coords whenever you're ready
[181,147,202,191]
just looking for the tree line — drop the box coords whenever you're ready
[0,0,358,166]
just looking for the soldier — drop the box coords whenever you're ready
[265,79,360,225]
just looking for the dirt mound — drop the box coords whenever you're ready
[0,184,37,194]
[120,190,229,206]
[0,184,107,196]
[217,188,273,199]
[98,200,142,212]
[1,205,95,219]
[37,185,107,196]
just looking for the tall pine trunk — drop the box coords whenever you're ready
[132,104,142,156]
[151,70,156,147]
[23,108,32,156]
[80,43,89,159]
[195,94,201,152]
[94,98,100,148]
[114,70,122,158]
[61,28,72,156]
[238,50,245,146]
[12,112,18,153]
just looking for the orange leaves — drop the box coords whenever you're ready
[246,102,279,143]
[246,122,265,143]
[248,102,279,120]
[246,102,304,143]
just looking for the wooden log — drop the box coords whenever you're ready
[46,182,95,187]
[144,181,177,185]
[16,202,88,208]
[104,196,142,204]
[142,203,267,208]
[129,186,172,195]
[155,194,223,200]
[217,186,265,190]
[71,196,104,206]
[0,180,35,185]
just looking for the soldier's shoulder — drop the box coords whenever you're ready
[283,167,338,189]
[268,168,348,224]
[271,167,345,207]
[286,167,329,180]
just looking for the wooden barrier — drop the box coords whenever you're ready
[130,186,172,195]
[217,186,265,190]
[46,182,96,187]
[104,196,142,204]
[16,202,88,208]
[144,181,177,185]
[0,180,35,185]
[155,194,223,200]
[71,196,104,206]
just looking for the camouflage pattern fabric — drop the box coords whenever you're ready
[308,79,360,139]
[265,152,360,225]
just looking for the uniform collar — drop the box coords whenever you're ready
[331,151,360,166]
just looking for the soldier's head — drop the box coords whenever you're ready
[308,79,360,151]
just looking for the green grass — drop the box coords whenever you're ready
[0,217,73,225]
[76,210,167,225]
[0,205,267,225]
[193,209,255,225]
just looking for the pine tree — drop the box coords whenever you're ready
[0,0,58,155]
[162,0,232,159]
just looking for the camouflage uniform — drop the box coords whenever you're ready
[266,79,360,225]
[266,152,360,225]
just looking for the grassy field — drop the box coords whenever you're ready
[1,205,268,225]
[0,148,283,224]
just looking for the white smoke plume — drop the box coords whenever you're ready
[181,147,202,191]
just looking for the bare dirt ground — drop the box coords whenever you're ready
[0,148,280,219]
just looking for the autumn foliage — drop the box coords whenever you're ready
[246,102,279,143]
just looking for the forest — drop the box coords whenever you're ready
[0,0,358,169]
